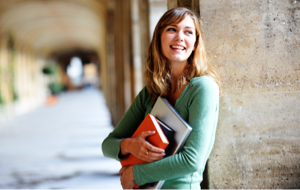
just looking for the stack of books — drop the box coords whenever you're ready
[120,96,192,189]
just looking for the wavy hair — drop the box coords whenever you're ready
[145,7,222,101]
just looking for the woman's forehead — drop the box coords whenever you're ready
[161,16,196,31]
[166,15,195,27]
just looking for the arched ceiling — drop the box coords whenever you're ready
[0,0,107,57]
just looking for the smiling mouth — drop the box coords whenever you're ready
[170,45,185,50]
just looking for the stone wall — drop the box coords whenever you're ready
[199,0,300,188]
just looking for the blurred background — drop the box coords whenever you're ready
[0,0,167,189]
[0,0,299,189]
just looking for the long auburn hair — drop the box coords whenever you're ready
[145,7,222,102]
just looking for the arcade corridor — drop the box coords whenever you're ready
[0,88,121,189]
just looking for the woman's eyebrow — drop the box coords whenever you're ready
[169,25,195,29]
[185,26,195,29]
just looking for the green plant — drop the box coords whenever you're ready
[42,65,57,75]
[42,64,64,95]
[48,82,64,95]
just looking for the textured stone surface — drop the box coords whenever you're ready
[200,0,300,188]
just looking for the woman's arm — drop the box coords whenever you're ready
[102,87,165,162]
[120,131,165,162]
[102,87,149,160]
[132,77,220,185]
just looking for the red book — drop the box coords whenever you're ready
[120,114,169,188]
[121,114,169,166]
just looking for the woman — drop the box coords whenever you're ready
[102,7,221,189]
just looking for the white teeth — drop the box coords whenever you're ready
[171,45,184,50]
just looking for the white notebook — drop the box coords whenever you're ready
[140,96,192,189]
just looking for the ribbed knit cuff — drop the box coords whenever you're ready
[132,164,142,185]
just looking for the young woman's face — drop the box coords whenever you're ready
[160,16,196,66]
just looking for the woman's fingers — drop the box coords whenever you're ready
[127,130,166,162]
[119,167,124,176]
[139,153,164,162]
[138,144,165,162]
[139,130,156,138]
[144,140,165,154]
[146,151,165,161]
[139,131,165,153]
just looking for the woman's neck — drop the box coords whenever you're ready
[169,60,188,93]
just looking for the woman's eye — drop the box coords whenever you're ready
[186,30,193,35]
[167,28,176,32]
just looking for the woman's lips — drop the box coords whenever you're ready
[170,45,186,51]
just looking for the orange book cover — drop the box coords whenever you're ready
[120,114,169,188]
[120,114,169,166]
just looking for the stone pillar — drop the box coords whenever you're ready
[131,0,141,97]
[105,0,116,122]
[121,0,133,111]
[24,50,31,101]
[0,36,7,107]
[139,0,150,86]
[106,0,134,126]
[167,0,199,13]
[0,37,13,104]
[114,0,125,125]
[18,52,27,104]
[199,0,300,188]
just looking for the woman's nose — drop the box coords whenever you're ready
[175,31,184,42]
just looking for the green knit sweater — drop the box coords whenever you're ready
[102,76,219,189]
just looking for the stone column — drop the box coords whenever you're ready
[105,0,117,124]
[131,0,141,97]
[114,0,126,125]
[106,0,134,126]
[0,37,13,104]
[167,0,199,13]
[0,36,7,107]
[139,0,150,86]
[199,0,300,189]
[121,0,133,111]
[19,51,27,104]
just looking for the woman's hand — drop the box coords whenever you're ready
[119,165,135,189]
[120,131,165,162]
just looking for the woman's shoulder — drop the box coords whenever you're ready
[137,86,151,99]
[133,86,154,108]
[190,76,219,92]
[184,76,219,107]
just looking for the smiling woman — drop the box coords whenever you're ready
[160,16,196,66]
[102,7,222,190]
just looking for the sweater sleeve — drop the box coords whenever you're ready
[133,77,219,185]
[101,87,152,161]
